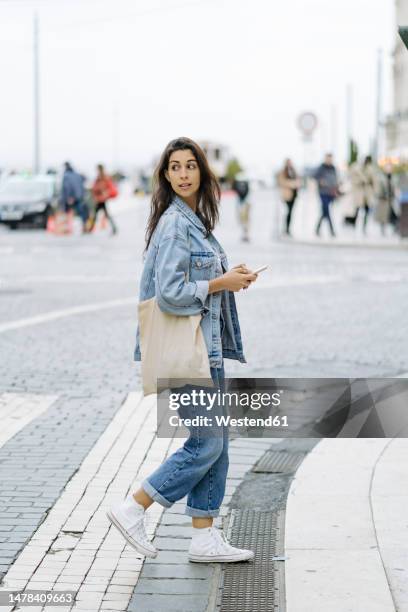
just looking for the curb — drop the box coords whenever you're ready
[210,438,318,612]
[284,439,405,612]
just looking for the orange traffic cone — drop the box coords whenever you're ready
[46,214,56,233]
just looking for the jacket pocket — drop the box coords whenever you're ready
[190,252,215,280]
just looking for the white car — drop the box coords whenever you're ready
[0,174,58,229]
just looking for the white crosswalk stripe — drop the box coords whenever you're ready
[0,393,58,449]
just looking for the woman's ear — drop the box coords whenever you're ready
[164,170,170,182]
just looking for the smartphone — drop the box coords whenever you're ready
[252,265,268,274]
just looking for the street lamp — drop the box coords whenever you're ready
[33,11,40,174]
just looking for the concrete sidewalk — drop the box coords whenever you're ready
[1,392,407,611]
[0,393,280,612]
[285,438,408,612]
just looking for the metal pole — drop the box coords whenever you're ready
[112,104,119,171]
[330,104,337,158]
[374,48,383,161]
[319,117,326,156]
[346,83,353,162]
[33,11,40,174]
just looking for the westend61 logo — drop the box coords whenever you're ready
[168,389,282,411]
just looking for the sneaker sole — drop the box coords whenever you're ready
[188,552,254,563]
[106,510,158,559]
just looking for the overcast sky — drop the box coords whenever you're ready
[0,0,397,175]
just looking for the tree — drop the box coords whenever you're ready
[348,139,359,165]
[225,158,243,183]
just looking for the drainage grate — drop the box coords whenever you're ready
[218,509,285,612]
[252,450,305,474]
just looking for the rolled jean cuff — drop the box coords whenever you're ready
[185,505,220,518]
[142,479,172,509]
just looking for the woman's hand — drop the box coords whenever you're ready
[232,263,251,273]
[208,264,257,294]
[223,269,257,291]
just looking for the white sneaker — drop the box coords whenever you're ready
[106,496,158,559]
[188,527,254,563]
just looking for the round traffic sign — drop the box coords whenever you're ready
[297,112,318,136]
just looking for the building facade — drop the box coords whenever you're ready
[386,0,408,157]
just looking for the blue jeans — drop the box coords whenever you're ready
[316,193,335,236]
[142,366,228,517]
[64,200,89,225]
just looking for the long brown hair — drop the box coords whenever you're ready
[145,137,221,249]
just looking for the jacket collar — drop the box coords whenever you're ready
[171,195,207,235]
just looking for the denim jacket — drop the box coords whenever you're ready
[134,195,246,368]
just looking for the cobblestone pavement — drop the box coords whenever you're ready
[0,186,407,608]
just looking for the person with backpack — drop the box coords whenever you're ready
[61,162,88,233]
[314,153,340,237]
[89,164,118,235]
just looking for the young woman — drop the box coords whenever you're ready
[89,164,118,235]
[107,137,257,563]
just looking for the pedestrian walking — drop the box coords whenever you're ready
[61,162,88,233]
[361,155,377,233]
[347,157,365,228]
[107,136,257,563]
[231,173,251,242]
[314,153,340,237]
[346,155,377,232]
[375,163,398,235]
[89,164,118,235]
[277,158,301,235]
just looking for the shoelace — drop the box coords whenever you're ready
[128,515,150,545]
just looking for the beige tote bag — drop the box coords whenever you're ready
[138,297,212,396]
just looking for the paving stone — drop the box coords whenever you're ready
[109,577,138,586]
[148,551,188,564]
[153,536,190,551]
[159,513,192,526]
[128,593,208,612]
[155,525,191,539]
[142,563,212,579]
[135,577,209,595]
[0,513,19,519]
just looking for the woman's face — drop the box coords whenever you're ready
[165,149,201,203]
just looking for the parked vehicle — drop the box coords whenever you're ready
[0,175,58,229]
